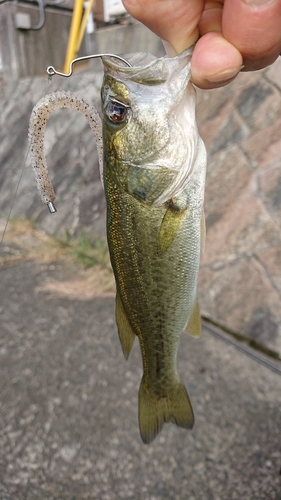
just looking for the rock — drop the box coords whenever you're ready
[197,60,281,354]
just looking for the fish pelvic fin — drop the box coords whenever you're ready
[184,298,202,337]
[138,378,194,444]
[116,293,136,360]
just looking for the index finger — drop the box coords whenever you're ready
[122,0,204,53]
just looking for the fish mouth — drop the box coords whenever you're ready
[101,47,194,85]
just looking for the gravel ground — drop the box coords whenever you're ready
[0,249,280,500]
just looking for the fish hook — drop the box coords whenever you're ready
[47,53,132,78]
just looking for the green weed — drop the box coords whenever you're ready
[63,231,111,270]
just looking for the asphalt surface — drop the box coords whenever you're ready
[0,247,281,500]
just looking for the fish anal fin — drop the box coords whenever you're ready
[138,378,194,444]
[116,293,136,360]
[184,298,201,337]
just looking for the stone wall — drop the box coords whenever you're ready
[197,61,281,354]
[0,69,106,236]
[0,29,280,353]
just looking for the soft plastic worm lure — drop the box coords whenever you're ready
[29,53,131,212]
[28,90,103,213]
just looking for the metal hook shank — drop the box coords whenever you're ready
[47,53,132,77]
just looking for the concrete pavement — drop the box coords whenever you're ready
[0,235,280,500]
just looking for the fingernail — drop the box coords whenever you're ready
[243,0,275,5]
[206,66,243,83]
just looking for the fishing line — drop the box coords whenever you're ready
[203,322,281,376]
[0,75,52,247]
[0,146,30,246]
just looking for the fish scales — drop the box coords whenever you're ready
[101,49,206,444]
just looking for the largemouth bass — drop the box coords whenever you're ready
[101,49,206,444]
[28,48,206,444]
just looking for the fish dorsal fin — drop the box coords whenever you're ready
[201,211,206,254]
[116,293,136,360]
[184,298,201,337]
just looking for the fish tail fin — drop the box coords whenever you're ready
[138,378,194,444]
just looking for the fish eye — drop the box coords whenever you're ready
[105,100,129,124]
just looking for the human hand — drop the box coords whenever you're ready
[122,0,281,89]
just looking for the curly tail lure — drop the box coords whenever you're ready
[28,54,131,213]
[28,91,102,213]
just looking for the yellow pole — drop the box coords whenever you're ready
[63,0,84,74]
[75,0,95,54]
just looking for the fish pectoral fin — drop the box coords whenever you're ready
[159,206,186,253]
[116,293,136,360]
[184,298,201,337]
[138,378,194,445]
